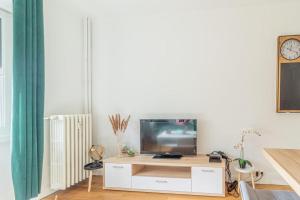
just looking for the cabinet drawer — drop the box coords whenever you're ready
[104,163,132,188]
[192,167,223,195]
[132,176,191,192]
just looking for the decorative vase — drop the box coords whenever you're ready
[116,131,123,157]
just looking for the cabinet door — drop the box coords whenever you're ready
[104,163,132,188]
[191,167,223,195]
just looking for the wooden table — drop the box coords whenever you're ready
[263,148,300,196]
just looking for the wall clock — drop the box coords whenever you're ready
[277,35,300,112]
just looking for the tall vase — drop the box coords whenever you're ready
[116,131,123,157]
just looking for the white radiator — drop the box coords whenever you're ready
[49,114,92,190]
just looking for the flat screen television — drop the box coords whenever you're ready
[140,119,197,155]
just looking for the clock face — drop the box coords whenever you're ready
[280,39,300,60]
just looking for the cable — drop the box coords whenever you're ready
[243,172,264,183]
[225,157,239,198]
[224,154,264,197]
[207,151,258,197]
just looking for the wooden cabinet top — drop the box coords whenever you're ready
[103,155,225,168]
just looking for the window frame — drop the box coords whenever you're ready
[0,9,12,142]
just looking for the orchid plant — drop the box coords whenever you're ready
[234,129,261,169]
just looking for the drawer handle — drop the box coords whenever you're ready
[155,180,168,183]
[112,166,124,169]
[201,169,214,173]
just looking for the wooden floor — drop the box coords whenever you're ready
[43,176,292,200]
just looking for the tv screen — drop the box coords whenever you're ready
[140,119,197,155]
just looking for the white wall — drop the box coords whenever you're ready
[83,0,300,184]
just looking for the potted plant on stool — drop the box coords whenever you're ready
[234,150,252,169]
[234,129,261,169]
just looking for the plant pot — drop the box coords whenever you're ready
[239,159,246,169]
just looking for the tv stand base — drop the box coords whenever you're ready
[103,155,225,197]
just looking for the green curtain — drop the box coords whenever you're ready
[11,0,45,200]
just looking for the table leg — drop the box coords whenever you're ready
[251,172,255,189]
[88,171,93,192]
[238,172,241,193]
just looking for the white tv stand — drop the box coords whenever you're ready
[103,155,225,197]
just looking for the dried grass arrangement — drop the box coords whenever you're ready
[108,114,131,157]
[108,114,130,135]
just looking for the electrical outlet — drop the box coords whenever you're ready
[255,170,264,177]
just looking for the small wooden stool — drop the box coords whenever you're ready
[84,161,103,192]
[234,164,255,193]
